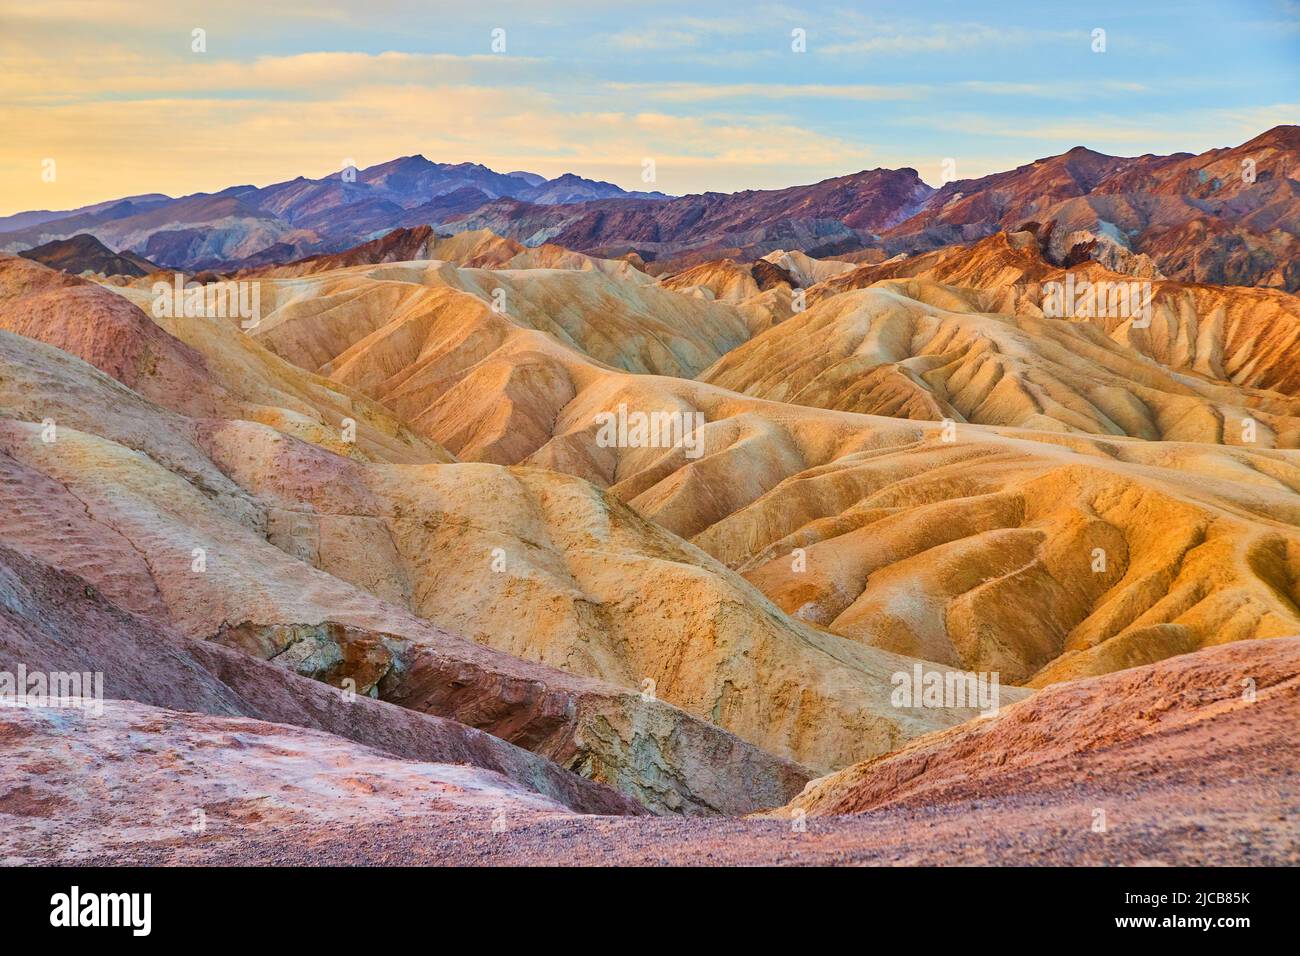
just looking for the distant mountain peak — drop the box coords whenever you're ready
[1241,124,1300,151]
[363,154,437,175]
[17,232,157,277]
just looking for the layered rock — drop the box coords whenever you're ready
[0,544,639,817]
[699,278,1300,446]
[810,232,1300,399]
[883,126,1300,291]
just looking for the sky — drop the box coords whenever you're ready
[0,0,1297,214]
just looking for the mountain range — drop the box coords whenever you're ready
[0,158,667,274]
[3,126,1296,290]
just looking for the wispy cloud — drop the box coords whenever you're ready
[2,50,548,104]
[609,81,926,102]
[603,15,761,51]
[891,105,1300,151]
[607,29,706,51]
[820,22,1077,55]
[957,80,1149,97]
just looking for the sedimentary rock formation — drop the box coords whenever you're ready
[3,197,1298,855]
[0,544,639,817]
[91,244,1300,689]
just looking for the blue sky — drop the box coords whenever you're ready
[1,0,1296,211]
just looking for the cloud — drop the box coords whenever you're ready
[0,76,876,211]
[607,29,705,51]
[885,104,1300,161]
[0,1,1292,212]
[1,49,548,104]
[602,15,762,50]
[609,81,926,102]
[820,22,1076,55]
[957,80,1149,97]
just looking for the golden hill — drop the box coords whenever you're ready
[110,239,1300,689]
[699,280,1300,446]
[811,232,1300,397]
[1,257,998,792]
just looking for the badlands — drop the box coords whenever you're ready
[1,218,1297,865]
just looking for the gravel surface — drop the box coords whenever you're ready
[26,773,1298,867]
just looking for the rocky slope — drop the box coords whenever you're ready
[0,699,582,864]
[780,636,1300,820]
[2,214,1297,864]
[699,264,1300,446]
[0,325,984,776]
[134,255,751,463]
[809,232,1300,398]
[0,258,842,814]
[538,376,1300,686]
[10,638,1295,865]
[0,544,638,817]
[0,255,449,463]
[3,254,1015,809]
[0,335,811,815]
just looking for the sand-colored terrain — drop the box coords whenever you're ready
[97,243,1300,686]
[2,222,1297,863]
[101,245,1300,689]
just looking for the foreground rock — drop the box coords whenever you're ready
[0,420,809,814]
[0,699,579,865]
[10,640,1295,866]
[0,543,641,816]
